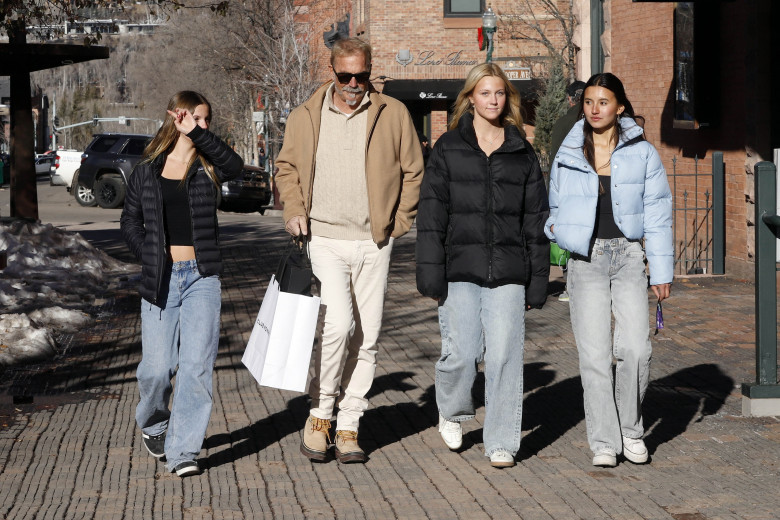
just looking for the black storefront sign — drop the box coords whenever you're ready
[382,78,543,102]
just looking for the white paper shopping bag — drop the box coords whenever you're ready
[242,275,321,393]
[241,276,280,381]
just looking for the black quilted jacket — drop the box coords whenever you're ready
[415,113,550,307]
[120,126,243,305]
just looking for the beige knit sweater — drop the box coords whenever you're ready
[309,87,372,240]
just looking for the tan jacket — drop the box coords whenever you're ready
[275,83,424,244]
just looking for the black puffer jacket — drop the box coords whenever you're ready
[416,113,550,307]
[120,126,244,305]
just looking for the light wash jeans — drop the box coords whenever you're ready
[136,259,221,471]
[308,235,394,432]
[567,238,651,456]
[436,282,526,457]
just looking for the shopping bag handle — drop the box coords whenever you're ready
[276,234,310,276]
[275,233,313,295]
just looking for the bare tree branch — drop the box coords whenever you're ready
[498,0,577,82]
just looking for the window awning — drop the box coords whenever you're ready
[0,43,109,74]
[381,78,542,102]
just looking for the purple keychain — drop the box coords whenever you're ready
[654,301,664,335]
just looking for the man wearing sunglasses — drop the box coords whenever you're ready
[275,37,424,464]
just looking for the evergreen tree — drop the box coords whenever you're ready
[533,63,568,174]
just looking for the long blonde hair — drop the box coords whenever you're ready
[141,90,219,186]
[449,63,525,137]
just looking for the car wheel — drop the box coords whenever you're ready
[73,178,98,207]
[94,175,126,209]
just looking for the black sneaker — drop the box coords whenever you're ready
[173,460,201,477]
[141,431,166,458]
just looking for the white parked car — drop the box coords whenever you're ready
[49,150,94,206]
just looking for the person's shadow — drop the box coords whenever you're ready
[202,394,310,469]
[642,363,733,454]
[519,370,584,460]
[517,363,733,461]
[202,363,731,467]
[363,362,558,454]
[357,372,439,456]
[202,372,424,467]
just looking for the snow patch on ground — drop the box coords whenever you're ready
[0,220,138,367]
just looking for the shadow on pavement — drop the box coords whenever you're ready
[643,363,734,454]
[520,374,585,459]
[203,394,310,470]
[518,363,733,460]
[203,372,423,468]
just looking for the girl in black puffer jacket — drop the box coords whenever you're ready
[416,64,549,468]
[120,91,243,478]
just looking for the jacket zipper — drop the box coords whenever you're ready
[486,153,494,282]
[185,166,199,271]
[154,173,166,305]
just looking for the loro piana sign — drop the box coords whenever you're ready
[396,50,479,67]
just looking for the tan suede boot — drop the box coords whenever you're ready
[334,430,366,463]
[300,415,331,461]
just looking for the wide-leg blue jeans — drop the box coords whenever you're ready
[567,238,651,456]
[436,282,526,457]
[136,259,221,471]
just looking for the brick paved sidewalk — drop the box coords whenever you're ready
[1,217,779,519]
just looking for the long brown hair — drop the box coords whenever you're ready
[449,63,525,137]
[580,73,643,172]
[142,90,219,186]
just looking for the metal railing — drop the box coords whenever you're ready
[668,152,725,275]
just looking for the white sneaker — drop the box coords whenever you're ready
[438,414,462,450]
[622,436,649,464]
[489,449,515,468]
[558,291,570,302]
[592,449,617,467]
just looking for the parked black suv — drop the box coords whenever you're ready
[219,165,272,213]
[77,132,270,212]
[77,133,151,209]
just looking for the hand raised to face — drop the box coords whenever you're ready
[167,108,197,135]
[167,104,210,135]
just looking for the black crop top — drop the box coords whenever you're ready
[160,177,193,246]
[594,175,624,240]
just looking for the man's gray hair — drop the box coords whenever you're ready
[330,38,372,66]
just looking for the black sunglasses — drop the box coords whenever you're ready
[334,70,371,84]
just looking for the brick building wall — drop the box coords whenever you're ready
[609,0,755,278]
[303,0,354,80]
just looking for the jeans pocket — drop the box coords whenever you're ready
[626,241,645,258]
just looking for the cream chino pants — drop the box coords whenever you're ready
[308,235,394,432]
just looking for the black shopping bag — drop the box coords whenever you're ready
[276,234,313,296]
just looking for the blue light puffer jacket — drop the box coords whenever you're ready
[544,117,673,285]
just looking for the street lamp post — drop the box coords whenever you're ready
[482,6,497,63]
